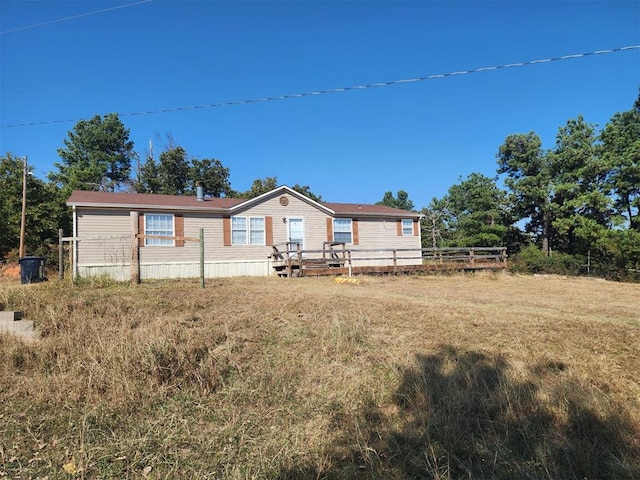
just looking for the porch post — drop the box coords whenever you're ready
[131,211,140,284]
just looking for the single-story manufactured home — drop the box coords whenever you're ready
[66,185,422,280]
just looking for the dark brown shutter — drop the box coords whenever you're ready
[326,218,333,242]
[352,219,359,245]
[265,216,273,245]
[138,213,145,247]
[397,219,402,236]
[223,216,231,246]
[413,219,419,236]
[175,214,184,247]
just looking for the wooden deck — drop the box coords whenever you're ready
[271,244,507,277]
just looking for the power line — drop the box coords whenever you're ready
[1,45,638,129]
[0,0,153,35]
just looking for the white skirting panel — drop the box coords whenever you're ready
[78,259,272,281]
[78,265,130,281]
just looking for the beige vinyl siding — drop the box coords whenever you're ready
[140,213,260,264]
[140,212,205,264]
[228,192,331,257]
[76,209,131,266]
[355,218,421,249]
[349,218,422,267]
[179,213,271,263]
[76,208,271,279]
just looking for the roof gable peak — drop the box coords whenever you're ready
[229,185,335,214]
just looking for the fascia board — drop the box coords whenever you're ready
[67,202,230,213]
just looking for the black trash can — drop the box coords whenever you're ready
[19,256,47,284]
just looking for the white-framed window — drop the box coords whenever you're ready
[232,216,265,245]
[250,217,265,245]
[402,219,414,236]
[232,216,247,245]
[333,218,352,243]
[145,214,174,246]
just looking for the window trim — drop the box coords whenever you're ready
[333,218,353,244]
[231,216,248,245]
[402,218,414,236]
[249,216,265,245]
[231,215,266,245]
[144,213,175,247]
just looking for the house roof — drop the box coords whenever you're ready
[67,186,421,218]
[67,190,244,211]
[323,202,418,217]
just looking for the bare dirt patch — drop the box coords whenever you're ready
[0,262,20,279]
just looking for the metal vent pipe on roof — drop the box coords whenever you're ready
[196,181,204,201]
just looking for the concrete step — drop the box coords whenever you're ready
[0,311,23,321]
[0,319,34,332]
[0,311,36,340]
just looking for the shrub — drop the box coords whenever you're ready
[509,245,584,275]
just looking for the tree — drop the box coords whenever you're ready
[593,228,640,280]
[435,173,514,247]
[292,184,322,202]
[376,190,415,211]
[495,94,640,277]
[157,146,190,195]
[601,92,640,230]
[230,178,322,201]
[135,153,161,194]
[235,177,279,199]
[547,115,611,254]
[50,113,134,196]
[135,138,233,197]
[1,153,69,259]
[190,158,232,197]
[499,116,618,257]
[497,132,553,254]
[421,198,451,249]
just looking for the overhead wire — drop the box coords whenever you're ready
[0,0,153,35]
[1,44,638,128]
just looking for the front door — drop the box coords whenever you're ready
[288,218,304,252]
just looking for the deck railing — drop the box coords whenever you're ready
[270,245,507,276]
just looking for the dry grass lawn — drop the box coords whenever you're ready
[0,272,639,479]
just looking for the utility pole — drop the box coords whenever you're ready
[19,156,27,258]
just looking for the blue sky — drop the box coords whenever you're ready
[1,0,638,209]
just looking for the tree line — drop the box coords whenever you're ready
[419,93,639,279]
[1,92,638,279]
